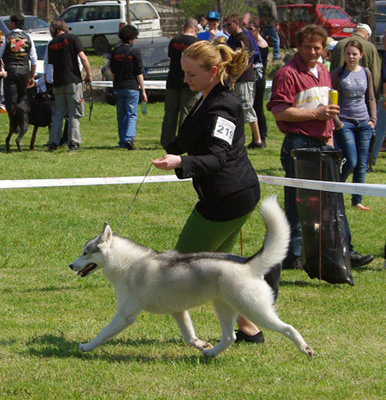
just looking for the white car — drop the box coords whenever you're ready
[58,0,162,55]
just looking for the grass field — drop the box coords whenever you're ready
[0,100,385,400]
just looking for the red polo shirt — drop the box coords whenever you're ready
[267,53,334,141]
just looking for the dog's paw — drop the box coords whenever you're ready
[194,339,213,351]
[79,343,94,352]
[202,347,218,357]
[303,345,315,358]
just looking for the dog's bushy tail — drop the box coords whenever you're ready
[247,196,290,276]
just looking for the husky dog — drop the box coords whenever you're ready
[70,196,314,357]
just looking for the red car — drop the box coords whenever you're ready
[277,4,356,47]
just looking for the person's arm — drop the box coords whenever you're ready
[136,73,147,104]
[28,39,38,87]
[78,51,92,82]
[154,114,233,176]
[382,82,386,111]
[153,154,182,170]
[273,104,340,122]
[369,46,381,98]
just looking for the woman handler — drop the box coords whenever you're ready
[153,40,268,343]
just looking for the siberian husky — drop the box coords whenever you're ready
[70,196,314,357]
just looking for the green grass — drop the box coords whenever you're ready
[0,101,385,400]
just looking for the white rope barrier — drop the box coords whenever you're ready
[1,174,385,197]
[91,80,273,91]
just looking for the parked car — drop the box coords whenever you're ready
[0,15,49,35]
[27,32,52,78]
[376,1,386,51]
[102,36,170,99]
[277,4,356,47]
[58,0,162,55]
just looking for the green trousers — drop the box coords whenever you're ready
[175,208,252,253]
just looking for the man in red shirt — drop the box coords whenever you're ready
[268,24,374,269]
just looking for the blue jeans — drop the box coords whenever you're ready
[116,89,139,147]
[373,101,386,165]
[262,25,280,59]
[280,134,327,264]
[334,119,374,206]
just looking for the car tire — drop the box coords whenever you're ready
[93,35,110,55]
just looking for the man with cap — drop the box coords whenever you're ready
[197,11,228,42]
[330,23,380,97]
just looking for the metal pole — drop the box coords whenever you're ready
[126,0,131,26]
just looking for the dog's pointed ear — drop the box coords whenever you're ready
[99,222,113,247]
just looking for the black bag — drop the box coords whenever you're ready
[292,148,354,286]
[106,88,118,106]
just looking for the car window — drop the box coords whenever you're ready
[61,8,80,23]
[34,40,48,60]
[129,4,158,20]
[101,6,120,20]
[24,17,49,29]
[277,8,290,22]
[319,8,350,20]
[3,19,11,30]
[135,43,169,65]
[292,7,311,23]
[79,7,100,22]
[376,5,386,22]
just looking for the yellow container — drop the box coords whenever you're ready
[329,90,338,105]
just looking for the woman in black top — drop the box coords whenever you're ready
[153,40,265,344]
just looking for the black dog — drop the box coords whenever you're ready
[5,89,54,152]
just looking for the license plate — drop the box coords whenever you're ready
[342,27,354,33]
[146,68,169,74]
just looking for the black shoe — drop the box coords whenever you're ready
[350,251,374,268]
[125,140,135,150]
[247,141,266,149]
[68,141,80,151]
[48,143,57,152]
[235,330,265,344]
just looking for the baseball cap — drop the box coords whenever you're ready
[355,23,372,36]
[207,11,220,21]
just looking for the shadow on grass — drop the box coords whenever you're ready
[25,334,220,365]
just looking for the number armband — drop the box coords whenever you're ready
[212,116,236,145]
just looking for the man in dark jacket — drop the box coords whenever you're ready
[0,14,37,151]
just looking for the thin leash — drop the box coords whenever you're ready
[116,162,153,235]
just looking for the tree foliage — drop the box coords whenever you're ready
[180,0,252,20]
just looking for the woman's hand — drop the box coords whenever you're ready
[152,154,182,170]
[368,121,375,129]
